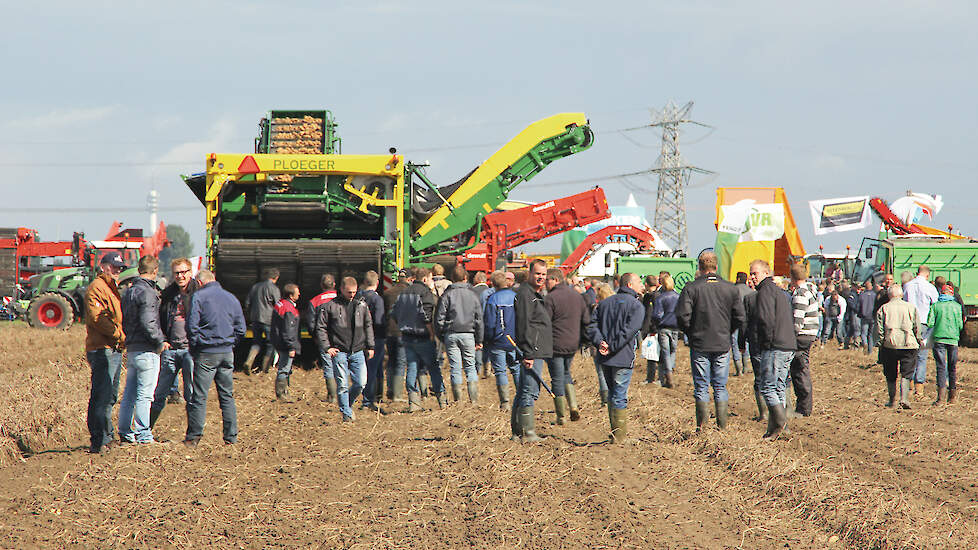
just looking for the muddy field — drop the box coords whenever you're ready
[1,324,976,549]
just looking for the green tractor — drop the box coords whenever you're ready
[21,241,142,329]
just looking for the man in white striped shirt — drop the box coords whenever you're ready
[789,264,819,417]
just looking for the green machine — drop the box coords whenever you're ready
[853,235,978,346]
[615,256,698,291]
[184,110,594,308]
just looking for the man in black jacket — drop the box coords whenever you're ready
[118,255,167,444]
[317,277,375,422]
[544,268,590,424]
[271,283,301,402]
[748,259,796,440]
[392,267,447,411]
[675,251,746,430]
[435,265,483,404]
[149,257,198,428]
[360,271,386,411]
[244,268,281,374]
[513,259,553,443]
[639,273,662,384]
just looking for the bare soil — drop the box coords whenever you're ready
[1,324,976,549]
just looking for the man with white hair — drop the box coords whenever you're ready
[877,284,921,409]
[903,265,938,396]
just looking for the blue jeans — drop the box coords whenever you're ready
[603,365,634,409]
[187,351,238,443]
[364,338,386,407]
[546,354,574,396]
[251,322,274,365]
[403,336,444,395]
[821,318,841,344]
[86,348,123,449]
[319,349,334,381]
[118,350,161,443]
[933,342,958,390]
[859,319,874,355]
[593,354,608,394]
[915,326,933,383]
[515,358,545,408]
[444,332,477,384]
[332,351,367,419]
[689,349,730,402]
[386,337,406,397]
[757,349,793,407]
[487,345,518,387]
[152,348,194,413]
[276,350,294,380]
[730,330,742,362]
[658,329,680,379]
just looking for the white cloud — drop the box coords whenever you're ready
[7,105,119,130]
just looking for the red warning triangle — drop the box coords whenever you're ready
[237,155,260,174]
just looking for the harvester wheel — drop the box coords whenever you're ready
[961,320,978,348]
[27,293,74,330]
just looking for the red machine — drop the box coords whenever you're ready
[558,225,658,275]
[458,188,610,273]
[868,197,923,236]
[103,221,170,263]
[0,229,87,294]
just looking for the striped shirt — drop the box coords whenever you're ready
[792,281,820,337]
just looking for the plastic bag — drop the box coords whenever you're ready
[641,335,660,360]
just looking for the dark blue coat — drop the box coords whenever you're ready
[652,289,680,329]
[588,287,645,368]
[483,288,516,350]
[187,281,246,354]
[121,276,166,352]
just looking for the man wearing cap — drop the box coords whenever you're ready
[85,252,127,454]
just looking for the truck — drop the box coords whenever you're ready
[852,235,978,346]
[614,255,698,291]
[183,109,595,310]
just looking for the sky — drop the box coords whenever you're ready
[2,1,976,260]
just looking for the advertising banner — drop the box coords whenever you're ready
[808,196,871,235]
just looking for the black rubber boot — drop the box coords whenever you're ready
[553,396,568,425]
[763,404,787,439]
[149,408,162,429]
[275,377,288,401]
[753,387,766,421]
[885,380,897,408]
[565,384,580,421]
[695,401,710,430]
[518,407,542,443]
[645,360,658,383]
[497,384,510,411]
[326,377,338,404]
[609,408,627,443]
[510,403,522,441]
[715,400,729,429]
[899,378,913,409]
[599,389,609,407]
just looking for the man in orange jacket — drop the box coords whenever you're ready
[85,252,127,454]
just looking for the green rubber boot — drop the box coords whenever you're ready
[565,383,580,421]
[497,384,510,411]
[466,381,479,403]
[695,401,710,430]
[609,407,628,443]
[518,407,542,443]
[715,400,729,430]
[553,395,568,425]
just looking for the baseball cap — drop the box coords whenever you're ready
[100,252,127,268]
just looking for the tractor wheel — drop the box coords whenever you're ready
[27,293,74,330]
[961,320,978,348]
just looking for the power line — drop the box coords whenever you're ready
[0,206,200,213]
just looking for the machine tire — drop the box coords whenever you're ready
[27,293,74,330]
[961,320,978,348]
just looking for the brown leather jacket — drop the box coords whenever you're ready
[85,273,125,351]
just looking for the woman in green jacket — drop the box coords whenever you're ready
[927,283,964,404]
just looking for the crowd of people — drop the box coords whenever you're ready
[83,248,964,454]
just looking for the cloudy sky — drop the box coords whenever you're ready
[2,1,975,258]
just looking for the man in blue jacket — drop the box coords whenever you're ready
[119,255,167,445]
[588,272,645,443]
[185,269,246,447]
[484,271,517,412]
